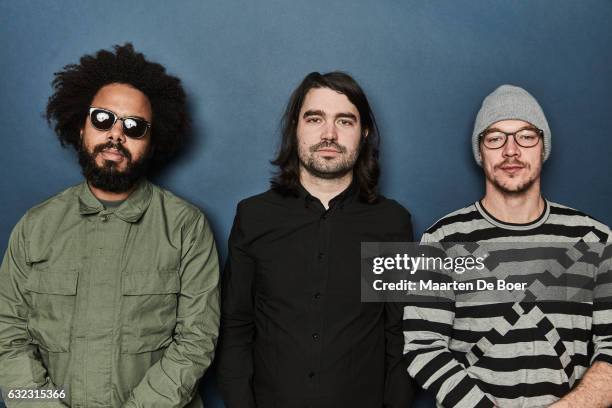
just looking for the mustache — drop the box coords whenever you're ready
[495,159,527,168]
[92,141,132,161]
[309,141,347,153]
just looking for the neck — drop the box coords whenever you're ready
[88,182,135,202]
[299,167,353,209]
[481,182,544,224]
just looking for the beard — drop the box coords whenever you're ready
[298,140,359,180]
[78,141,149,193]
[485,159,540,195]
[490,174,538,195]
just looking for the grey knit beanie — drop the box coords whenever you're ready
[472,85,551,166]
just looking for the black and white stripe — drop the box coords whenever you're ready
[404,200,612,407]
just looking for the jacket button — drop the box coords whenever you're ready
[312,333,320,341]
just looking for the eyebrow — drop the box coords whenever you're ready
[302,110,358,121]
[302,110,324,119]
[336,112,358,121]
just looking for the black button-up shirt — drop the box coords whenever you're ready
[217,183,415,408]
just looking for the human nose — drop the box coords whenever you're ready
[502,134,520,157]
[107,118,126,143]
[321,121,338,141]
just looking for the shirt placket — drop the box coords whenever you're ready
[71,210,125,407]
[307,202,333,393]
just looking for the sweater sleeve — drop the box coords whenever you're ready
[403,302,495,408]
[402,236,496,408]
[592,242,612,365]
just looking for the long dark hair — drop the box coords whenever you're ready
[270,71,381,203]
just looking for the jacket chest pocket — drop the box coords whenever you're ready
[120,268,180,354]
[24,268,79,352]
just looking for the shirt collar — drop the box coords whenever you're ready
[77,180,153,223]
[298,178,359,209]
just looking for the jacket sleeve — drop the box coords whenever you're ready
[122,213,220,408]
[402,234,495,408]
[216,204,257,408]
[383,211,416,408]
[0,218,68,407]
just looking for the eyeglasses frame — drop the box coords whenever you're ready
[479,126,544,149]
[88,106,151,139]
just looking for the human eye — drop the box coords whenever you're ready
[517,130,537,141]
[485,133,504,143]
[305,116,322,124]
[337,118,354,126]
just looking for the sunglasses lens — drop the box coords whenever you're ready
[122,118,149,139]
[90,109,115,130]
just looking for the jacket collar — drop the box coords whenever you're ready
[77,180,153,223]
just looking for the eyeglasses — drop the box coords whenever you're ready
[479,126,543,149]
[88,107,151,139]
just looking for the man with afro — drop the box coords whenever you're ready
[0,44,220,407]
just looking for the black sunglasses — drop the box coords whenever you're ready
[88,107,151,139]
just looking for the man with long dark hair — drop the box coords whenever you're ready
[217,71,415,407]
[0,44,220,407]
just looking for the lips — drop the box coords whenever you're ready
[99,148,125,162]
[497,164,526,176]
[310,141,346,155]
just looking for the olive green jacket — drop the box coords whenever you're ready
[0,181,220,407]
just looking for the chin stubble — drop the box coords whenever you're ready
[299,140,357,180]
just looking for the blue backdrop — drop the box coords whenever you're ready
[1,1,611,407]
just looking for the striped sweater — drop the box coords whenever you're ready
[403,200,612,407]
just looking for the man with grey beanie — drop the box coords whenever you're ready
[403,85,612,407]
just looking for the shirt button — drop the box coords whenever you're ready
[317,252,324,261]
[100,215,108,222]
[308,372,315,378]
[314,292,322,299]
[312,333,320,341]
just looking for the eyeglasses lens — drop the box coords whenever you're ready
[122,118,148,139]
[90,109,115,131]
[89,108,148,139]
[483,129,540,149]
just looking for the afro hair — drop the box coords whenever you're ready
[46,43,189,164]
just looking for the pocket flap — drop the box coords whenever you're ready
[122,269,180,295]
[25,268,78,295]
